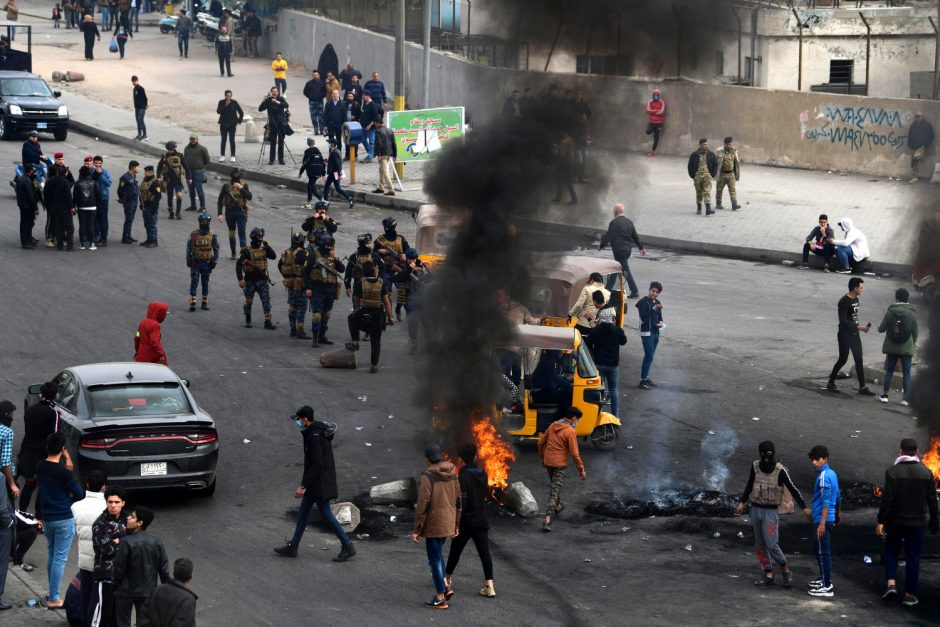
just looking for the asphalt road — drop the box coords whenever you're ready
[2,131,937,626]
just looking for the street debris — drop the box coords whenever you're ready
[736,531,745,539]
[712,532,721,538]
[684,544,693,551]
[863,555,872,564]
[364,442,373,447]
[503,482,540,518]
[242,439,250,444]
[751,417,760,421]
[586,490,737,520]
[369,478,418,504]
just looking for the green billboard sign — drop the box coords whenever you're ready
[386,107,465,162]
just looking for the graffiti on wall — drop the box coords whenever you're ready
[800,105,910,152]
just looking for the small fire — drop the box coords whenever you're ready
[872,486,883,498]
[922,436,940,488]
[471,413,516,491]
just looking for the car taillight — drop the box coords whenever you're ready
[185,432,218,445]
[81,436,119,449]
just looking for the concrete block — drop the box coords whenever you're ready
[369,478,418,504]
[330,501,361,533]
[504,481,540,518]
[320,347,356,368]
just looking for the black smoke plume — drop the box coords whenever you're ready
[910,204,940,434]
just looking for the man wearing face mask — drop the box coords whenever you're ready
[735,441,811,588]
[537,407,586,533]
[274,406,356,563]
[303,234,345,348]
[375,216,409,284]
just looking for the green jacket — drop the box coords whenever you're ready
[878,303,918,356]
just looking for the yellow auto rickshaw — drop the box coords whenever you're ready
[499,324,621,451]
[527,255,626,329]
[414,204,465,270]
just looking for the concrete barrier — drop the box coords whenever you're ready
[369,478,418,504]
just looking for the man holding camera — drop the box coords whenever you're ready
[259,87,290,166]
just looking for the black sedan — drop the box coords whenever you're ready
[26,363,219,495]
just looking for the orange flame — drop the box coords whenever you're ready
[922,436,940,488]
[872,486,883,498]
[471,413,516,491]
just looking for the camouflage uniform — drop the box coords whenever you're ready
[156,146,190,219]
[302,239,345,347]
[278,236,309,338]
[186,220,220,310]
[236,232,276,328]
[714,145,741,210]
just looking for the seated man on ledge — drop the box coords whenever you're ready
[802,213,835,270]
[827,217,870,275]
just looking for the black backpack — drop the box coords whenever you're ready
[304,149,325,177]
[889,310,914,344]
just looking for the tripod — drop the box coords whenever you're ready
[257,123,298,166]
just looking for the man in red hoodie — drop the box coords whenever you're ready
[645,89,666,157]
[134,302,169,365]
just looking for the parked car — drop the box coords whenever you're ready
[0,71,69,141]
[25,363,219,495]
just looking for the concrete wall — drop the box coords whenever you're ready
[279,9,940,178]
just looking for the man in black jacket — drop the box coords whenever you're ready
[16,163,38,248]
[908,112,934,181]
[687,138,717,215]
[138,557,197,627]
[303,70,327,135]
[131,76,148,141]
[600,203,645,298]
[584,308,627,419]
[43,164,76,251]
[323,89,344,147]
[875,438,938,606]
[217,90,244,163]
[258,86,289,165]
[358,90,382,162]
[112,505,169,627]
[274,406,356,562]
[802,213,835,269]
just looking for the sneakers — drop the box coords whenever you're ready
[638,380,652,390]
[332,543,356,562]
[753,576,775,587]
[902,594,919,606]
[230,156,237,162]
[808,584,834,597]
[834,267,852,274]
[858,387,876,396]
[220,155,226,161]
[782,571,792,588]
[808,578,823,589]
[826,381,840,393]
[879,394,889,403]
[80,244,86,250]
[901,400,910,407]
[369,365,378,373]
[479,584,496,598]
[881,585,898,601]
[424,597,448,609]
[273,542,298,557]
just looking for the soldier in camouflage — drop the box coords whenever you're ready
[303,233,345,348]
[217,168,253,259]
[375,215,409,289]
[346,261,395,373]
[393,247,431,354]
[714,136,741,211]
[687,138,717,216]
[301,200,338,246]
[139,165,163,247]
[186,211,220,311]
[236,227,277,329]
[156,141,191,220]
[278,232,310,339]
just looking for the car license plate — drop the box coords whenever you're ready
[35,123,47,129]
[140,462,167,476]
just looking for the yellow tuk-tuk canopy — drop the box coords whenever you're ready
[512,324,579,350]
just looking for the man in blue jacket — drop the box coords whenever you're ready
[807,445,840,598]
[363,71,387,110]
[93,155,112,247]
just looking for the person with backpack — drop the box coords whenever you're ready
[735,441,811,588]
[877,288,919,405]
[298,138,325,203]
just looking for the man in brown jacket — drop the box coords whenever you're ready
[538,407,587,532]
[411,443,461,609]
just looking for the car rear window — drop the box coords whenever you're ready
[87,383,192,418]
[0,78,53,97]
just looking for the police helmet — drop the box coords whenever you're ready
[165,141,177,151]
[356,232,373,246]
[314,200,329,212]
[382,216,397,231]
[291,232,306,248]
[250,227,265,241]
[319,235,335,248]
[197,211,211,227]
[405,247,419,260]
[231,167,243,179]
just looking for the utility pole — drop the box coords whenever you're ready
[395,0,407,178]
[423,0,432,108]
[936,0,940,99]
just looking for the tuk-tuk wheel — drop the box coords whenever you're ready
[590,424,620,451]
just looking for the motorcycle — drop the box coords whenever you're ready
[159,14,177,34]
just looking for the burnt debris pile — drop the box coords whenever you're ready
[586,489,738,520]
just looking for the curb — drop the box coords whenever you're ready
[9,561,48,602]
[68,119,423,215]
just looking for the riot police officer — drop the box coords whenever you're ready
[393,247,431,354]
[186,211,220,311]
[156,140,191,220]
[218,167,253,259]
[375,216,410,284]
[343,232,384,309]
[301,200,338,246]
[236,227,276,329]
[346,261,394,373]
[303,233,345,348]
[278,232,310,339]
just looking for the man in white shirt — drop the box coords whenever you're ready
[71,470,107,624]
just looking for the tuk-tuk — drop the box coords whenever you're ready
[528,255,625,328]
[414,203,464,270]
[500,324,620,451]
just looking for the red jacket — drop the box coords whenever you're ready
[646,89,665,125]
[134,302,168,365]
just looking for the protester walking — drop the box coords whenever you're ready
[215,25,233,77]
[183,134,210,212]
[807,445,840,598]
[176,8,191,58]
[635,282,664,390]
[323,138,353,206]
[217,90,244,162]
[273,406,356,563]
[644,88,665,156]
[271,52,288,94]
[584,308,627,420]
[538,407,586,532]
[81,14,100,60]
[90,486,129,627]
[826,277,876,396]
[70,470,107,625]
[444,443,496,599]
[131,76,147,141]
[600,203,645,298]
[37,433,85,609]
[112,505,170,627]
[138,557,198,627]
[411,443,461,609]
[93,155,112,247]
[878,288,918,405]
[875,438,939,607]
[734,441,810,588]
[134,301,169,365]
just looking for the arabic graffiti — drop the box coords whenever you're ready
[800,105,910,152]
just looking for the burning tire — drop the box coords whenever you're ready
[590,424,619,451]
